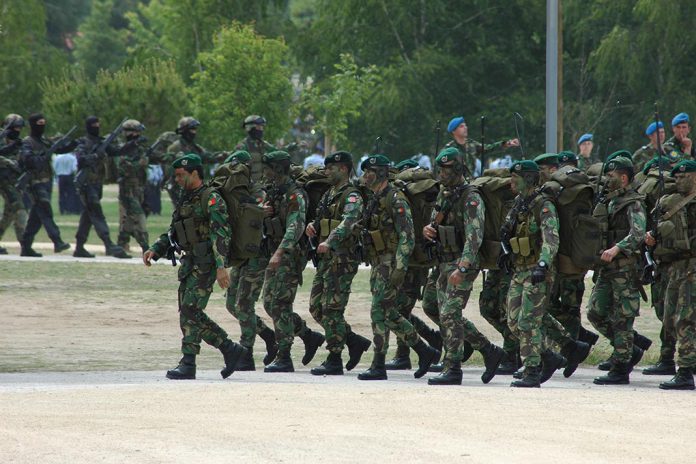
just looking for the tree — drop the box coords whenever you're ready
[0,0,68,116]
[41,59,190,138]
[73,0,129,78]
[302,53,381,153]
[191,23,293,150]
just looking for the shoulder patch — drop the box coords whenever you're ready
[469,200,479,207]
[348,195,358,203]
[397,206,405,215]
[208,196,217,207]
[289,193,297,201]
[542,207,550,213]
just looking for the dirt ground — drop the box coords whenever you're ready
[0,254,694,463]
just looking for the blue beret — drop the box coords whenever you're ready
[447,116,465,133]
[672,112,690,126]
[577,133,593,145]
[645,121,664,136]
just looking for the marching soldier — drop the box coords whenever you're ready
[0,114,27,254]
[236,115,276,183]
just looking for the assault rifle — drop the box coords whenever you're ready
[307,192,330,268]
[479,115,486,177]
[497,189,541,274]
[165,230,181,266]
[75,118,129,186]
[16,125,77,192]
[641,103,665,285]
[423,184,469,262]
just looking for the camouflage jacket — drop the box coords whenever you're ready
[266,177,306,253]
[117,138,149,190]
[321,182,364,254]
[632,144,657,173]
[606,188,646,254]
[235,136,277,182]
[507,191,560,267]
[433,183,485,268]
[664,136,696,161]
[444,138,506,178]
[74,133,119,185]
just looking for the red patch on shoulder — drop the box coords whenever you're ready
[348,196,358,203]
[289,193,297,201]
[397,207,405,214]
[470,200,478,207]
[542,207,550,213]
[208,197,216,206]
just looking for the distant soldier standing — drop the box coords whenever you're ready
[577,133,601,172]
[260,151,325,373]
[357,154,440,381]
[306,151,372,375]
[144,154,247,380]
[663,112,695,161]
[0,114,27,254]
[587,156,647,385]
[116,119,150,253]
[236,115,276,182]
[425,147,505,386]
[632,121,665,173]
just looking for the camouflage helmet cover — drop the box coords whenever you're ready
[4,113,25,128]
[122,119,145,131]
[243,115,266,131]
[177,116,200,131]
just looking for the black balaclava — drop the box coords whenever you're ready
[85,116,100,137]
[28,113,45,138]
[249,127,264,140]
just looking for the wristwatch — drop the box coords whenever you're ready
[537,260,547,269]
[457,265,469,273]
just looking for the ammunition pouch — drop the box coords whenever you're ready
[319,218,342,240]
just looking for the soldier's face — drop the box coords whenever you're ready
[438,163,460,186]
[578,141,593,157]
[539,165,557,183]
[453,123,468,139]
[673,123,690,140]
[262,165,277,183]
[362,168,380,189]
[675,173,696,194]
[174,168,197,190]
[326,163,345,185]
[605,171,625,191]
[648,128,666,145]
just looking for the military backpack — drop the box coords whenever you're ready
[472,168,516,269]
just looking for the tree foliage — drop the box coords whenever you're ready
[41,59,190,138]
[73,0,129,78]
[191,23,293,150]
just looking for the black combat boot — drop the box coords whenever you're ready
[385,344,412,370]
[540,350,566,384]
[512,366,525,379]
[597,358,612,371]
[345,331,371,371]
[264,352,294,373]
[461,341,474,363]
[20,241,42,257]
[358,353,387,380]
[659,368,695,390]
[428,362,445,373]
[633,332,653,351]
[643,358,676,376]
[0,246,7,254]
[310,351,344,376]
[496,350,520,375]
[629,345,645,371]
[412,340,440,379]
[54,241,71,253]
[561,340,592,378]
[220,339,247,378]
[258,327,278,365]
[105,242,132,259]
[234,347,255,371]
[511,365,541,388]
[480,343,505,384]
[73,243,95,258]
[428,360,463,385]
[299,329,325,365]
[418,325,443,351]
[166,354,196,380]
[593,362,630,385]
[577,326,600,346]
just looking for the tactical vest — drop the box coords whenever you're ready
[509,194,548,267]
[22,136,52,182]
[363,186,403,264]
[238,137,274,182]
[654,192,696,262]
[172,186,215,266]
[637,171,676,230]
[264,179,306,253]
[435,184,478,262]
[118,141,148,190]
[316,183,361,252]
[77,134,107,184]
[592,189,644,265]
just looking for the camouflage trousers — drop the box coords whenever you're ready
[657,262,678,361]
[262,253,308,355]
[479,269,517,355]
[369,260,419,355]
[421,266,441,326]
[676,260,696,369]
[507,267,554,368]
[117,186,149,251]
[177,258,229,355]
[308,255,359,354]
[547,272,586,339]
[587,267,641,365]
[0,179,27,241]
[438,262,490,364]
[226,256,272,349]
[392,267,430,354]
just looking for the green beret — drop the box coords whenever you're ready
[671,160,696,176]
[558,151,578,164]
[360,154,391,171]
[395,159,419,171]
[324,151,353,166]
[172,153,202,169]
[603,156,633,173]
[262,150,291,164]
[533,152,560,166]
[510,160,539,173]
[225,150,251,164]
[642,155,672,175]
[606,150,633,163]
[435,147,460,166]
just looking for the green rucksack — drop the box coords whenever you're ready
[292,164,332,224]
[472,168,516,269]
[391,167,440,268]
[542,166,598,273]
[207,162,265,266]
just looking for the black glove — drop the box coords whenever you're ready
[531,262,547,285]
[497,252,512,275]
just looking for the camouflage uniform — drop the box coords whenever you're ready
[0,139,27,247]
[663,136,695,161]
[479,269,517,355]
[162,137,218,205]
[116,138,150,251]
[307,181,363,354]
[443,139,507,178]
[587,188,646,366]
[261,178,312,356]
[577,153,601,172]
[235,136,276,183]
[505,192,560,368]
[632,144,657,173]
[149,184,232,356]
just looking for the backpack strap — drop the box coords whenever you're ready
[662,191,696,221]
